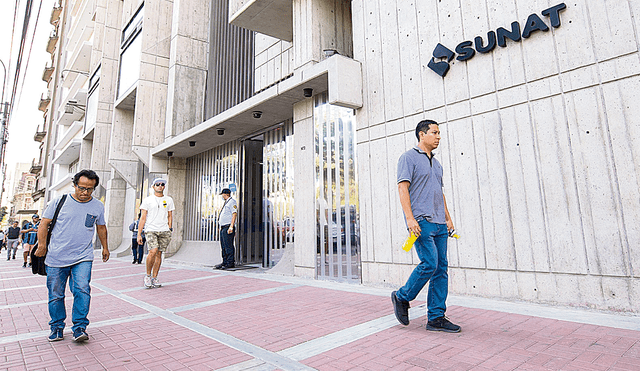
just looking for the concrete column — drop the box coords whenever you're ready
[293,0,353,71]
[104,172,127,251]
[165,0,210,136]
[165,157,186,256]
[293,98,315,278]
[131,0,172,162]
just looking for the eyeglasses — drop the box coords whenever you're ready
[154,183,166,187]
[76,185,95,193]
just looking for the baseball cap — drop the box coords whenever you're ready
[32,214,40,219]
[220,188,231,195]
[152,178,166,186]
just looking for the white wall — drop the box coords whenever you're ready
[353,0,640,312]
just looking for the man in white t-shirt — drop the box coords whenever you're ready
[138,178,175,288]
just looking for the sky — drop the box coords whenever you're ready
[0,0,56,203]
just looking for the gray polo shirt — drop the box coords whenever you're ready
[397,146,446,225]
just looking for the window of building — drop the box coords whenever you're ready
[314,94,361,282]
[117,4,144,98]
[84,64,101,133]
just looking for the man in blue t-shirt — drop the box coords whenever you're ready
[21,215,40,268]
[391,120,460,333]
[34,169,109,343]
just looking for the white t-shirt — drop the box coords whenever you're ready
[140,195,175,232]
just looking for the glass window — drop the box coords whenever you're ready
[314,94,361,282]
[84,65,100,133]
[117,4,144,98]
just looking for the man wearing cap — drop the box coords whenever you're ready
[138,178,175,288]
[215,188,237,269]
[22,214,40,268]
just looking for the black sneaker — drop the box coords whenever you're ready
[426,316,461,333]
[391,291,410,326]
[214,264,224,270]
[72,328,89,342]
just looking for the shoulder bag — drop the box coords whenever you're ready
[31,194,68,276]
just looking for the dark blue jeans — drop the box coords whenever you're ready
[396,220,449,321]
[132,237,145,262]
[220,225,235,266]
[46,261,93,332]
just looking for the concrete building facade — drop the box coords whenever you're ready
[35,0,640,313]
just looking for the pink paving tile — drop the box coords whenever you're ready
[179,284,397,352]
[94,267,215,291]
[127,274,289,309]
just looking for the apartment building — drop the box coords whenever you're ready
[35,0,640,313]
[8,163,42,224]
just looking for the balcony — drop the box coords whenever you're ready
[29,159,42,175]
[52,138,81,165]
[50,6,62,25]
[46,32,59,54]
[38,95,51,112]
[42,66,54,82]
[34,128,47,142]
[230,0,293,41]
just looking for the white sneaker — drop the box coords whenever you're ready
[151,277,162,288]
[144,275,153,289]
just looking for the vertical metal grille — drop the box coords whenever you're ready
[205,0,254,120]
[314,95,361,282]
[184,142,239,241]
[262,121,295,267]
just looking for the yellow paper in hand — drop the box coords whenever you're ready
[402,232,418,251]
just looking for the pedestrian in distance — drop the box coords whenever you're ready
[0,229,4,252]
[391,119,461,333]
[6,221,20,260]
[129,212,145,264]
[138,178,174,289]
[214,188,237,270]
[22,215,40,268]
[34,169,109,343]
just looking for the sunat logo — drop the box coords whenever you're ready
[428,3,567,77]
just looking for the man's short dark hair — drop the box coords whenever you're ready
[73,169,100,188]
[415,120,439,141]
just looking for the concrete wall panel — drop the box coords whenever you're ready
[448,118,485,268]
[488,0,525,90]
[396,0,422,117]
[378,0,403,122]
[554,2,596,72]
[601,77,640,277]
[369,137,393,263]
[587,0,636,62]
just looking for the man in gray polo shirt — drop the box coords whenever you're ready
[391,119,460,333]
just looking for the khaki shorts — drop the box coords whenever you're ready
[145,231,172,252]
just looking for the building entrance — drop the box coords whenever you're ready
[239,121,295,268]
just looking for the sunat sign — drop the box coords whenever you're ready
[428,3,567,77]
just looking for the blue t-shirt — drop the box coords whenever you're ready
[25,222,39,244]
[43,194,106,267]
[397,146,446,225]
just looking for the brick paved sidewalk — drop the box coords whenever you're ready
[1,255,639,370]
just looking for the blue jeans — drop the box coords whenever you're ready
[46,261,93,332]
[132,237,145,262]
[220,225,235,266]
[396,220,449,321]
